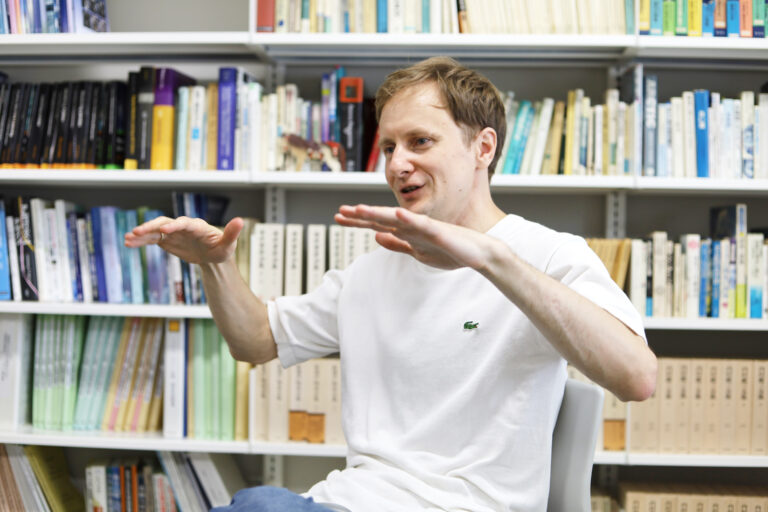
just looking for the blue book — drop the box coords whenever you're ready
[44,0,60,33]
[107,464,121,512]
[421,0,430,32]
[694,89,710,178]
[114,209,133,303]
[31,0,42,33]
[643,76,658,177]
[0,1,7,34]
[650,0,663,34]
[754,0,766,36]
[510,106,535,174]
[331,66,345,143]
[502,101,532,175]
[217,67,254,171]
[58,0,70,32]
[377,0,387,32]
[699,239,712,317]
[726,0,740,36]
[626,0,636,34]
[65,211,82,302]
[711,240,721,317]
[0,200,10,300]
[124,210,145,304]
[702,0,715,35]
[87,210,107,302]
[140,209,170,304]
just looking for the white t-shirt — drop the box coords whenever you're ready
[268,214,645,512]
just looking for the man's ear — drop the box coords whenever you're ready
[475,127,497,170]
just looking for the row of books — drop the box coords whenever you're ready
[85,456,179,512]
[639,0,768,37]
[619,483,768,511]
[497,85,642,176]
[256,0,634,35]
[633,356,768,456]
[0,0,108,34]
[627,204,768,319]
[642,78,768,180]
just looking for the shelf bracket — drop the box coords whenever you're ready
[266,185,287,224]
[605,191,626,238]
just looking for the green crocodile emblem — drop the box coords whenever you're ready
[463,321,479,330]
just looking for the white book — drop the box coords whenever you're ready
[656,102,668,177]
[328,224,345,270]
[731,100,742,179]
[446,0,458,33]
[265,223,286,300]
[53,200,74,302]
[615,102,626,175]
[6,216,21,302]
[267,358,289,442]
[519,101,542,175]
[719,238,732,319]
[429,0,442,33]
[75,218,92,303]
[604,89,619,175]
[43,208,64,303]
[629,239,647,316]
[266,93,279,171]
[593,105,603,175]
[163,318,186,439]
[175,86,190,170]
[85,463,108,512]
[670,97,685,178]
[747,233,765,318]
[186,85,207,171]
[402,0,418,33]
[680,234,701,319]
[6,444,51,512]
[709,93,721,179]
[672,242,683,317]
[306,224,327,293]
[247,82,264,177]
[322,357,344,445]
[0,314,34,430]
[249,364,268,442]
[758,94,768,180]
[284,223,304,296]
[250,223,268,300]
[529,98,555,175]
[388,0,404,33]
[29,198,51,301]
[741,91,755,179]
[651,231,669,317]
[187,453,247,507]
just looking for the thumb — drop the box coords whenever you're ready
[220,217,245,247]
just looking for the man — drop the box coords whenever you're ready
[126,57,657,511]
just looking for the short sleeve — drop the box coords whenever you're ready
[268,269,345,367]
[545,235,647,342]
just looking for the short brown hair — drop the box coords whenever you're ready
[375,56,507,178]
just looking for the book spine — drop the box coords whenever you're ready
[715,0,728,34]
[217,68,238,171]
[339,76,364,171]
[643,76,658,177]
[703,0,716,34]
[727,0,741,35]
[688,0,703,35]
[650,0,663,34]
[694,89,710,178]
[675,0,688,34]
[740,0,754,36]
[0,201,10,300]
[137,67,155,169]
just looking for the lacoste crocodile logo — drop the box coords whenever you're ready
[463,321,478,330]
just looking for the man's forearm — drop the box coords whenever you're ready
[480,240,657,402]
[200,258,277,365]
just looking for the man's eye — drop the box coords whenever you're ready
[382,146,394,155]
[415,138,430,146]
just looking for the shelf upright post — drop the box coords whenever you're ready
[265,186,286,224]
[605,191,627,238]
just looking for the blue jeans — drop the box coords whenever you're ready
[210,486,342,512]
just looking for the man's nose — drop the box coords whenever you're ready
[389,146,415,176]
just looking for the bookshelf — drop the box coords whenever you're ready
[2,0,768,502]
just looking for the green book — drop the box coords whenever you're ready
[61,316,86,430]
[32,314,45,428]
[73,316,103,429]
[40,315,54,429]
[675,0,688,35]
[206,320,220,440]
[87,317,123,429]
[662,0,676,34]
[50,315,65,430]
[192,319,207,439]
[219,331,236,441]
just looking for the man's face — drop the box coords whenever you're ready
[378,82,481,226]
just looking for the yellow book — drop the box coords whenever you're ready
[100,319,134,431]
[186,319,196,438]
[119,319,150,430]
[205,83,219,170]
[688,0,703,36]
[562,90,576,175]
[234,360,252,441]
[24,445,84,512]
[145,349,165,432]
[126,318,164,431]
[150,105,175,170]
[639,0,651,32]
[541,101,565,175]
[113,319,149,431]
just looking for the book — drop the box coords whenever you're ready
[23,445,84,512]
[151,68,195,170]
[136,67,155,169]
[339,76,364,171]
[217,67,256,171]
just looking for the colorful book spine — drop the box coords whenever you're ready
[727,0,741,35]
[694,89,710,178]
[754,0,766,35]
[640,0,651,33]
[0,200,10,300]
[643,76,658,176]
[703,0,716,34]
[689,0,703,35]
[740,0,754,36]
[339,76,364,171]
[651,0,663,34]
[700,239,712,317]
[663,0,676,33]
[151,68,195,170]
[377,0,387,32]
[676,0,689,34]
[715,0,728,34]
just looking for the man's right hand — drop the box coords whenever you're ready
[124,215,244,265]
